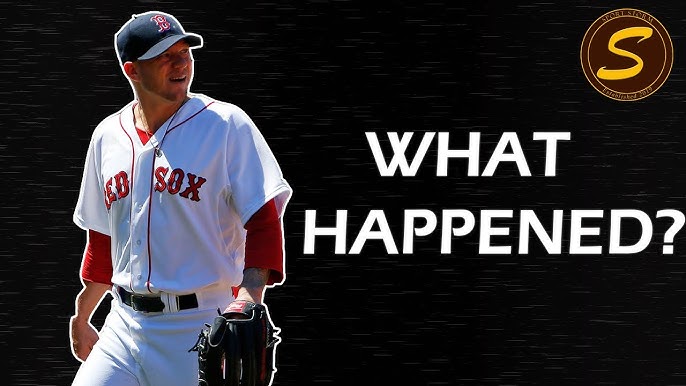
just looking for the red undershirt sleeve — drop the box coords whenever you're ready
[243,198,284,285]
[81,229,113,285]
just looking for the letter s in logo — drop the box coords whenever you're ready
[581,8,672,101]
[596,26,653,80]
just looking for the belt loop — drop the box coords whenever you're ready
[162,292,179,314]
[113,284,124,305]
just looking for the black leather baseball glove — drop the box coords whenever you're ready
[190,301,281,386]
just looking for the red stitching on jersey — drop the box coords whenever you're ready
[145,100,215,293]
[167,101,215,134]
[119,106,137,293]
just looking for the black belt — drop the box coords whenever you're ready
[117,286,198,312]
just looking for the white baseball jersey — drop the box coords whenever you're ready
[73,93,292,295]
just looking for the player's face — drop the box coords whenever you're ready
[134,40,194,104]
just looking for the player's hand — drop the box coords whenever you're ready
[224,286,264,319]
[69,315,99,362]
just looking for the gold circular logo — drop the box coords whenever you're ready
[580,8,673,101]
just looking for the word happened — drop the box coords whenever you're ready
[303,209,685,255]
[302,131,684,255]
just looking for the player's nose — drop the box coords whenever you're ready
[171,54,190,69]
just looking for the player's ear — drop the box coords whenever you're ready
[123,61,139,82]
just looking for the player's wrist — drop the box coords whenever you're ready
[233,286,264,304]
[70,314,91,326]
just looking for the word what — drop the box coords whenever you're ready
[366,131,570,177]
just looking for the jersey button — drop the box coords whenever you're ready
[136,240,142,245]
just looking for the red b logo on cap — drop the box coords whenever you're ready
[150,15,171,32]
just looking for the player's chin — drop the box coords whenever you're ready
[165,82,190,99]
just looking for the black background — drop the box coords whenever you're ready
[3,1,686,385]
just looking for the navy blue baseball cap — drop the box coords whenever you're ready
[115,11,203,63]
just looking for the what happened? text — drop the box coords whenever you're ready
[302,131,684,255]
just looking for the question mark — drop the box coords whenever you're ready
[656,209,685,254]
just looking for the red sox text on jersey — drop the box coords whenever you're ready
[104,168,207,209]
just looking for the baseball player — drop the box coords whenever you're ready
[68,11,291,386]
